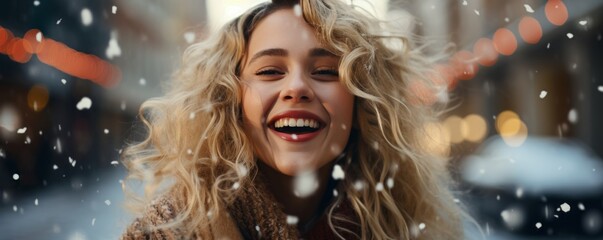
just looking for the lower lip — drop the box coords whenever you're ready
[269,128,322,142]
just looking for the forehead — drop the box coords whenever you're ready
[246,8,321,56]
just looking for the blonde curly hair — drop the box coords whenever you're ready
[123,0,465,239]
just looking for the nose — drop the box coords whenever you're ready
[281,72,314,103]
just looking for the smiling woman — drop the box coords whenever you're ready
[121,0,465,239]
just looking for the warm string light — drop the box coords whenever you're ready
[416,0,569,106]
[0,26,121,88]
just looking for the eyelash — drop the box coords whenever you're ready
[254,68,339,77]
[313,69,339,76]
[255,69,283,75]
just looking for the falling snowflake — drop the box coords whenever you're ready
[539,90,547,99]
[36,32,43,42]
[462,0,467,6]
[105,200,111,206]
[294,170,318,197]
[17,127,27,134]
[61,78,67,84]
[81,8,93,26]
[567,33,574,39]
[523,4,534,13]
[536,222,542,229]
[91,218,96,226]
[110,161,118,165]
[112,5,117,14]
[232,182,240,189]
[106,31,121,59]
[578,203,585,211]
[516,188,523,198]
[33,0,40,6]
[579,20,588,26]
[56,18,62,24]
[375,182,384,191]
[34,198,38,206]
[597,86,603,92]
[293,4,302,16]
[53,164,58,170]
[76,97,92,110]
[183,32,195,44]
[474,10,480,15]
[13,174,19,180]
[139,78,147,86]
[568,108,578,123]
[560,203,571,212]
[331,164,345,180]
[286,215,299,225]
[386,177,394,189]
[418,223,426,230]
[69,157,76,167]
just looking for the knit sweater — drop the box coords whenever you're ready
[121,178,360,239]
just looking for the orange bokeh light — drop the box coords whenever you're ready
[0,27,14,54]
[37,38,121,88]
[473,38,498,66]
[519,16,543,44]
[450,50,479,80]
[433,64,458,91]
[545,0,568,26]
[8,38,32,63]
[23,29,43,54]
[409,81,437,106]
[492,28,517,56]
[27,84,50,112]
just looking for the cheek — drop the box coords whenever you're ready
[242,87,264,130]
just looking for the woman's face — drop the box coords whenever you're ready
[240,8,355,176]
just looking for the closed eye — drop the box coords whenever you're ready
[256,69,284,76]
[312,69,339,77]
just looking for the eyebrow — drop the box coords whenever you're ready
[309,48,338,58]
[247,48,338,65]
[248,48,288,65]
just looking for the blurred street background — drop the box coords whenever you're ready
[1,0,602,239]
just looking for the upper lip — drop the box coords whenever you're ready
[268,110,326,128]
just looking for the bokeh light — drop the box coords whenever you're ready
[408,81,437,106]
[23,29,43,54]
[496,110,528,147]
[451,50,479,80]
[493,28,518,56]
[421,122,451,157]
[473,38,498,67]
[518,16,543,44]
[444,115,467,144]
[37,38,121,88]
[545,0,569,26]
[27,84,50,112]
[464,114,488,143]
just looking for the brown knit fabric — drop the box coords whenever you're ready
[121,196,185,240]
[229,177,300,239]
[228,176,361,240]
[121,179,360,239]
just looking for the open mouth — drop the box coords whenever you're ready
[268,116,325,142]
[272,118,321,134]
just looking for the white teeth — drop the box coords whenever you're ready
[274,118,320,129]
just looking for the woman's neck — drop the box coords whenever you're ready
[257,161,334,228]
